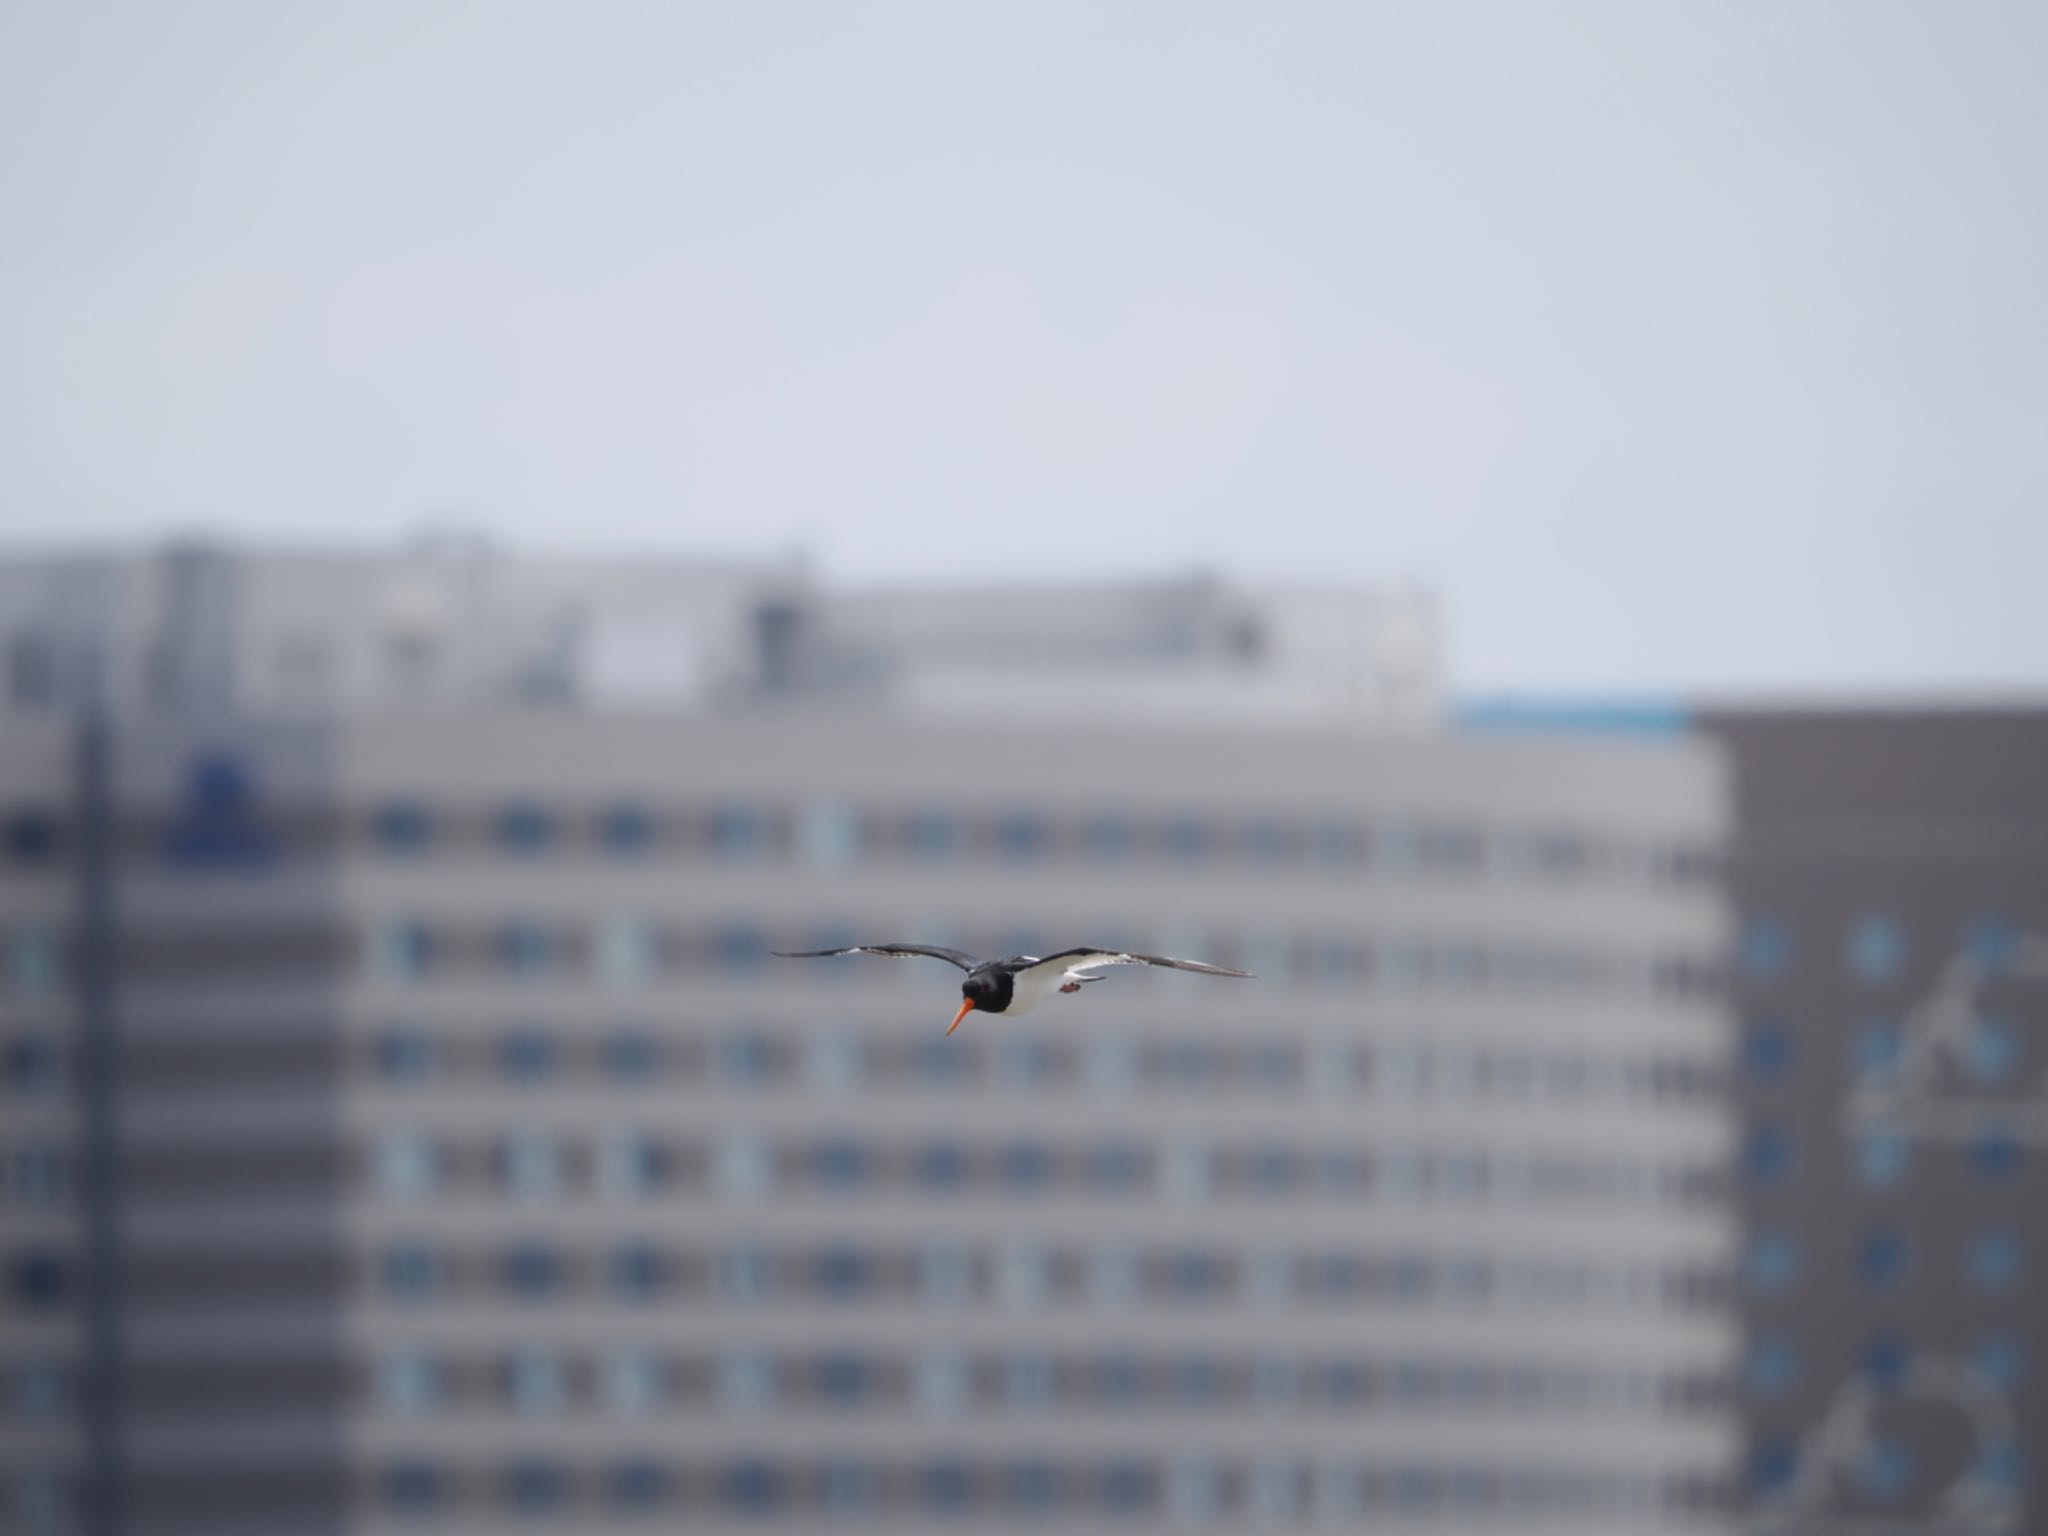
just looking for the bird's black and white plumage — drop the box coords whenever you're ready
[772,943,1253,1033]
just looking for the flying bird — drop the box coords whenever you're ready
[772,943,1253,1033]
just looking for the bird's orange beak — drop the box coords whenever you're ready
[946,998,975,1035]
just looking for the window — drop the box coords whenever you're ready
[604,1030,659,1085]
[597,1132,663,1198]
[375,1131,440,1199]
[1854,1439,1913,1503]
[1086,1141,1145,1195]
[1081,812,1136,863]
[372,803,432,855]
[1003,1353,1055,1411]
[375,1029,440,1085]
[1857,1230,1911,1295]
[608,1459,670,1511]
[501,1242,564,1301]
[500,1029,558,1086]
[913,1352,970,1415]
[369,919,434,982]
[379,1244,442,1302]
[1967,1229,2021,1294]
[1742,1019,1793,1082]
[1966,913,2017,974]
[495,804,555,856]
[1860,1334,1910,1389]
[797,800,863,867]
[8,1360,65,1422]
[502,1459,568,1513]
[603,1349,668,1414]
[995,810,1049,862]
[1968,1131,2020,1184]
[1739,916,1790,981]
[4,1037,62,1098]
[814,1245,872,1301]
[610,1242,668,1302]
[997,1243,1050,1309]
[911,1140,968,1194]
[818,1461,880,1517]
[499,1132,564,1201]
[595,916,659,989]
[8,1142,68,1207]
[713,1135,773,1201]
[1161,1140,1212,1203]
[382,1461,445,1513]
[1852,1131,1909,1192]
[710,925,766,975]
[1972,1333,2023,1391]
[6,929,57,995]
[904,809,959,862]
[997,1140,1055,1196]
[504,1349,566,1415]
[717,1245,775,1305]
[1850,1019,1903,1086]
[1163,814,1211,864]
[494,922,558,978]
[709,806,769,862]
[1744,1130,1794,1187]
[719,1461,783,1516]
[1083,1037,1136,1097]
[1845,912,1904,985]
[715,1353,775,1413]
[598,804,656,857]
[915,1241,973,1306]
[712,1031,776,1087]
[993,1036,1055,1092]
[804,1035,864,1094]
[1744,1232,1800,1295]
[918,1461,972,1516]
[1964,1016,2020,1084]
[908,1037,969,1088]
[809,1139,870,1193]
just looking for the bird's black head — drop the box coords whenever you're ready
[948,966,1011,1034]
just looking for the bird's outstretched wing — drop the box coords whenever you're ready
[1017,948,1253,981]
[773,943,978,972]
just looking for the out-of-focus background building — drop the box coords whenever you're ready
[4,538,1740,1534]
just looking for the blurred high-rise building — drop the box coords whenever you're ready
[1699,708,2045,1536]
[3,539,1736,1535]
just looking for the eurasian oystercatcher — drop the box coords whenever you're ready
[771,943,1253,1033]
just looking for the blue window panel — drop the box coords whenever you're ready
[708,806,769,862]
[911,1141,968,1193]
[919,1461,972,1516]
[916,1242,973,1306]
[1090,1354,1143,1406]
[501,1459,567,1513]
[1097,1466,1163,1515]
[504,1350,566,1415]
[998,1141,1055,1195]
[597,1132,663,1198]
[1742,1019,1793,1082]
[161,755,274,871]
[383,1461,444,1511]
[1860,1334,1910,1390]
[604,1030,659,1084]
[1747,1441,1796,1496]
[717,1246,776,1305]
[1965,1017,2020,1084]
[1247,1144,1300,1196]
[371,919,435,981]
[797,800,864,867]
[903,809,959,863]
[598,804,656,857]
[1972,1334,2023,1391]
[609,1243,667,1301]
[2,809,61,865]
[1969,1130,2021,1183]
[818,1462,880,1516]
[1850,1019,1904,1086]
[808,1140,870,1192]
[1171,1355,1221,1406]
[1165,1249,1223,1302]
[373,803,433,855]
[501,1243,564,1301]
[379,1245,441,1302]
[1739,916,1791,981]
[1978,1436,2023,1495]
[1163,814,1212,864]
[710,925,767,975]
[499,1030,558,1085]
[1247,1041,1302,1091]
[1858,1230,1911,1295]
[1744,1232,1800,1295]
[993,1037,1054,1092]
[814,1247,872,1301]
[1086,1141,1145,1195]
[378,1351,441,1414]
[376,1029,440,1085]
[1002,1460,1060,1512]
[1314,821,1367,871]
[1967,913,2018,974]
[1080,813,1136,863]
[1242,819,1293,867]
[4,1036,63,1098]
[608,1459,670,1510]
[812,1353,873,1408]
[1004,1353,1056,1411]
[495,804,555,856]
[1845,913,1905,985]
[713,1033,776,1086]
[995,810,1050,862]
[719,1461,784,1516]
[1967,1230,2022,1294]
[493,923,557,977]
[1743,1125,1797,1187]
[1852,1132,1910,1192]
[909,1038,969,1086]
[1855,1440,1913,1503]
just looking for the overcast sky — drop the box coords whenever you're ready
[3,2,2044,696]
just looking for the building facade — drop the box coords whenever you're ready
[4,708,1735,1534]
[1703,709,2047,1536]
